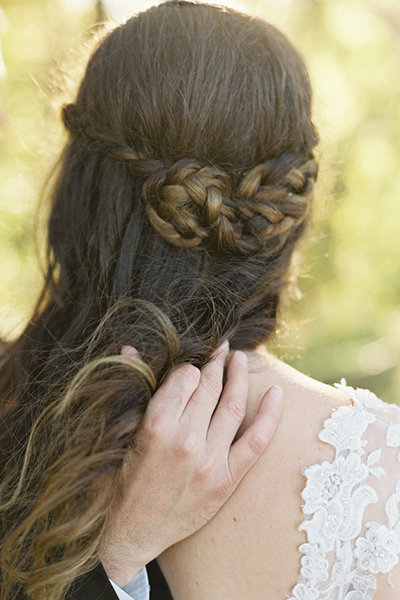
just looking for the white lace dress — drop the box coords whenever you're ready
[287,380,400,600]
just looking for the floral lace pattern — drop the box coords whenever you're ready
[287,380,400,600]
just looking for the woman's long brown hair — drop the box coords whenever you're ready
[0,2,318,598]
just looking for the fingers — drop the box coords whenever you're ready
[179,341,230,429]
[227,385,283,486]
[144,363,201,426]
[121,345,201,422]
[123,342,229,431]
[206,350,249,449]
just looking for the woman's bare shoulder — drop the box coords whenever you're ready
[158,353,352,599]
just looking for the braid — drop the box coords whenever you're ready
[141,156,318,256]
[1,5,323,600]
[143,159,232,250]
[62,102,317,257]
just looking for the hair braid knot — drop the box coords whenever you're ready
[141,157,318,256]
[61,105,318,256]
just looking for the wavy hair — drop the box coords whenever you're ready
[0,2,318,598]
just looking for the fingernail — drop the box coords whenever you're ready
[269,385,283,404]
[121,345,139,357]
[219,340,229,354]
[235,351,247,366]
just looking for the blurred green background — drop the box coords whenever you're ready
[0,0,399,401]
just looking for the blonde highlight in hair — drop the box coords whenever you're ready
[0,2,318,598]
[0,301,175,600]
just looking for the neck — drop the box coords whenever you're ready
[243,345,348,408]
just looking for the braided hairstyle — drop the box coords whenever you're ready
[0,2,318,599]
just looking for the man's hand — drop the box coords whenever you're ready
[100,342,283,586]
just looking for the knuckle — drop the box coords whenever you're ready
[142,413,167,441]
[248,432,269,455]
[175,430,198,458]
[201,373,223,398]
[196,456,215,480]
[215,473,234,498]
[179,364,201,388]
[225,397,246,422]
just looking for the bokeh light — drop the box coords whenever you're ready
[1,0,399,402]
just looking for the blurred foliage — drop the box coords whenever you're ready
[0,0,399,401]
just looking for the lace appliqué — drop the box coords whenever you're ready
[287,380,400,600]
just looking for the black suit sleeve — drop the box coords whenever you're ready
[147,560,173,600]
[66,559,174,600]
[66,562,119,600]
[11,563,119,600]
[13,560,174,600]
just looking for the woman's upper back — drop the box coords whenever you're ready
[158,352,400,599]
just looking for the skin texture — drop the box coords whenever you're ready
[158,352,400,599]
[99,343,283,586]
[157,350,356,599]
[0,8,317,599]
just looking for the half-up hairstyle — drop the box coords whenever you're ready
[0,2,318,598]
